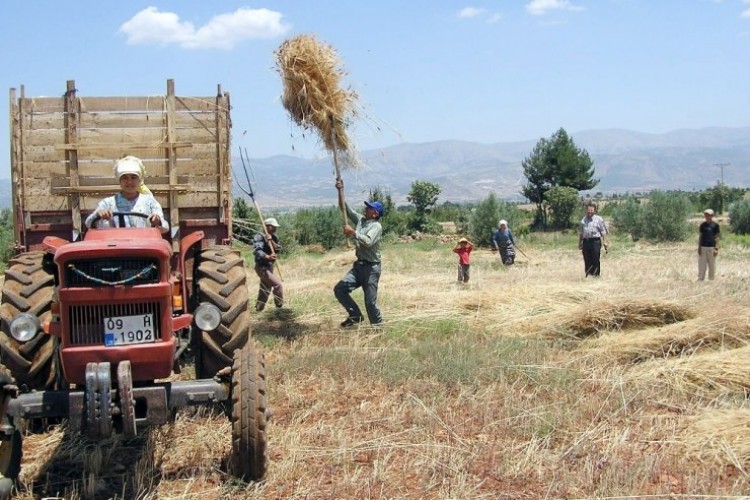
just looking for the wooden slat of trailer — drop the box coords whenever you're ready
[78,96,217,113]
[78,111,216,129]
[51,174,191,188]
[19,111,65,129]
[22,128,65,146]
[75,193,225,212]
[19,97,65,113]
[21,109,217,130]
[51,184,191,195]
[18,95,218,114]
[33,127,218,147]
[24,128,212,147]
[24,157,222,178]
[23,143,226,162]
[22,191,223,212]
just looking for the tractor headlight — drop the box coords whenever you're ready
[10,313,41,342]
[194,303,222,332]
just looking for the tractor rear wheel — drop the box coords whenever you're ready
[230,342,267,481]
[0,251,57,390]
[195,246,251,378]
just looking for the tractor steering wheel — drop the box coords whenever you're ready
[89,211,152,229]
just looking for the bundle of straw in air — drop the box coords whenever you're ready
[274,34,360,167]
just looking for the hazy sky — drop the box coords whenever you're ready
[1,0,749,174]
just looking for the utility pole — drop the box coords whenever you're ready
[713,162,729,184]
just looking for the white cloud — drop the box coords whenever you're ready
[119,6,290,49]
[742,9,750,18]
[458,7,503,23]
[525,0,584,16]
[458,7,485,18]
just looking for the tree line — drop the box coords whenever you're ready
[1,127,749,266]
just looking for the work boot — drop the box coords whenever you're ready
[340,317,364,328]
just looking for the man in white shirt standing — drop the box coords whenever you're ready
[578,203,610,277]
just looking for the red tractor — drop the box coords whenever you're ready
[0,81,267,495]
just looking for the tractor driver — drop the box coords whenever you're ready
[84,155,169,233]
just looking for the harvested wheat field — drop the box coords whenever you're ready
[10,237,750,499]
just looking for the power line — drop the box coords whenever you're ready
[713,162,730,184]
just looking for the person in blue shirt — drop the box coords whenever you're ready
[492,220,516,266]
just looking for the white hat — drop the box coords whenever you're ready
[704,209,714,216]
[498,219,508,228]
[114,156,144,180]
[264,217,280,228]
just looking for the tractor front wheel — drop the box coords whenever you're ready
[0,252,57,390]
[194,246,251,378]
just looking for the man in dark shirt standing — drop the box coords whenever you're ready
[253,217,284,311]
[698,208,720,281]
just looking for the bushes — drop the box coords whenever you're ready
[0,209,16,267]
[286,207,342,250]
[611,197,644,241]
[544,186,579,229]
[611,191,692,242]
[729,199,750,235]
[277,203,407,251]
[468,193,525,246]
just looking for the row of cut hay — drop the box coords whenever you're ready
[539,299,695,339]
[627,345,750,397]
[681,409,750,466]
[580,311,750,364]
[274,34,360,167]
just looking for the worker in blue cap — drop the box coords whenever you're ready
[334,178,385,328]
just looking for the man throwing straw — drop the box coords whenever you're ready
[333,179,385,328]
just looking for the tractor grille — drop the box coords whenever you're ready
[65,258,159,287]
[68,302,162,346]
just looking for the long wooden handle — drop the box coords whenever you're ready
[330,122,351,248]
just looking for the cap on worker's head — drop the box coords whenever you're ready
[114,155,145,180]
[704,208,714,216]
[458,237,469,243]
[498,219,508,228]
[264,217,280,228]
[364,200,384,217]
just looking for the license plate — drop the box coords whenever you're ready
[104,314,156,346]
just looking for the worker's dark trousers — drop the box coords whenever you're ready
[582,238,602,277]
[334,260,382,325]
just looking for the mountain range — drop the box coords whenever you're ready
[244,127,750,209]
[1,127,748,210]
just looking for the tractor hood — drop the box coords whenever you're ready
[54,228,172,263]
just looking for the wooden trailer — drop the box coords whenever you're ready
[8,79,233,253]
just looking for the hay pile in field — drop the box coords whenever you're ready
[581,312,750,363]
[628,345,750,396]
[275,34,360,167]
[545,299,694,339]
[682,409,750,465]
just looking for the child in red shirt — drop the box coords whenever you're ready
[452,237,474,283]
